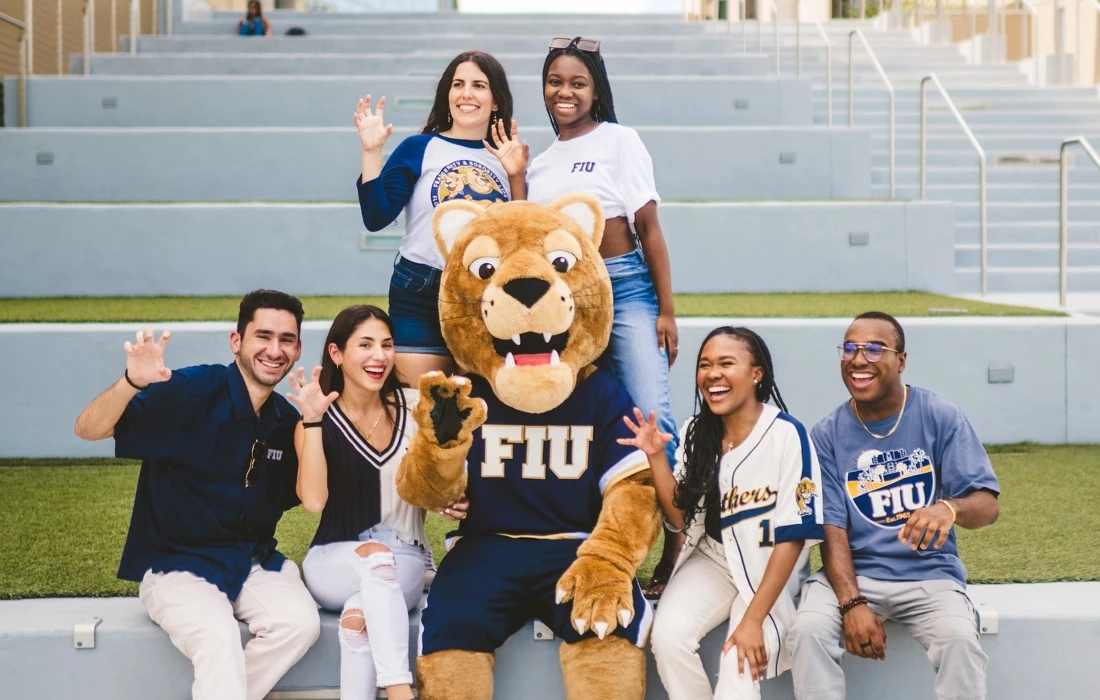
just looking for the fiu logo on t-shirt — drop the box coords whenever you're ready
[846,448,935,528]
[431,160,507,206]
[570,162,597,173]
[480,425,593,480]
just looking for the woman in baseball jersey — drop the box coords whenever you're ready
[487,39,682,593]
[354,51,523,383]
[619,327,826,700]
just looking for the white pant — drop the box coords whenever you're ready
[790,571,987,700]
[303,524,426,694]
[138,559,321,700]
[651,536,775,700]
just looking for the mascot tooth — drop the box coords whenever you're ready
[396,194,661,700]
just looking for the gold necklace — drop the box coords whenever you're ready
[341,399,385,443]
[853,386,908,440]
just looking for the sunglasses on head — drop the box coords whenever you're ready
[245,439,266,488]
[837,342,901,363]
[548,36,601,54]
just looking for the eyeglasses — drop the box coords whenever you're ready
[548,36,601,54]
[245,440,266,488]
[838,342,901,363]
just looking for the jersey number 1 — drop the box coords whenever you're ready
[758,519,774,548]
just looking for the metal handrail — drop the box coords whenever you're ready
[0,11,27,127]
[1059,137,1100,306]
[849,29,895,197]
[130,0,139,55]
[167,0,173,35]
[920,74,987,295]
[816,21,832,126]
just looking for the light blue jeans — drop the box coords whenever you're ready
[599,248,679,467]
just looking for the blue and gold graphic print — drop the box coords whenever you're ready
[846,448,935,528]
[431,160,507,206]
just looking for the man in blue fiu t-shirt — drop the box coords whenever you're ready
[790,312,1000,700]
[74,290,320,700]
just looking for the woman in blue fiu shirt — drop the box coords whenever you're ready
[237,0,270,37]
[355,51,519,383]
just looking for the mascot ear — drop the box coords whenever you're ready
[433,200,486,257]
[550,193,605,250]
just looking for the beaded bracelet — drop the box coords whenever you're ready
[839,595,869,616]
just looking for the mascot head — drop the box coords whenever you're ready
[432,194,613,413]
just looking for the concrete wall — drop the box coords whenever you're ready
[0,201,955,297]
[2,315,1093,458]
[68,52,773,77]
[1,584,1097,700]
[10,75,815,128]
[0,126,871,202]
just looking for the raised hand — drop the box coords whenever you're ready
[287,366,339,423]
[124,328,172,388]
[353,94,394,153]
[413,372,487,447]
[618,407,674,457]
[484,119,529,177]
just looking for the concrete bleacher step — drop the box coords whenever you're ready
[955,265,1100,292]
[0,200,951,298]
[71,52,774,77]
[2,582,1097,700]
[956,243,1100,267]
[953,201,1100,223]
[2,316,1097,456]
[877,167,1100,187]
[955,221,1100,245]
[9,75,814,128]
[873,183,1100,203]
[0,126,870,202]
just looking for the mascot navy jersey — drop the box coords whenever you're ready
[457,369,648,540]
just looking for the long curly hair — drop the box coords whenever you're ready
[673,326,789,529]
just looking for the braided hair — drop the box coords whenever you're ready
[673,327,789,529]
[542,39,618,136]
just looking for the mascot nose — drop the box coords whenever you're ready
[502,277,551,308]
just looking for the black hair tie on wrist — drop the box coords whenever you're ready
[124,369,148,391]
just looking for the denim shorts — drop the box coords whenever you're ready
[388,256,451,356]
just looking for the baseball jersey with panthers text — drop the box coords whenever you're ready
[455,369,649,540]
[671,404,825,679]
[812,386,1000,586]
[526,122,660,225]
[357,133,510,270]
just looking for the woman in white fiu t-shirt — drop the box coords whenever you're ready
[486,36,682,594]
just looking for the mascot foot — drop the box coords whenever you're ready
[417,650,494,700]
[560,636,646,700]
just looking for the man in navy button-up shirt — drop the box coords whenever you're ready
[75,289,321,700]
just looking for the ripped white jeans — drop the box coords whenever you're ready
[303,524,426,692]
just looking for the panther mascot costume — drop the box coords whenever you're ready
[396,193,661,700]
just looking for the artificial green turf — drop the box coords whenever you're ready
[0,444,1095,599]
[0,292,1059,323]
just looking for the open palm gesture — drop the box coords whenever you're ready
[124,328,172,388]
[353,94,393,153]
[484,119,529,177]
[618,407,674,457]
[287,366,339,423]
